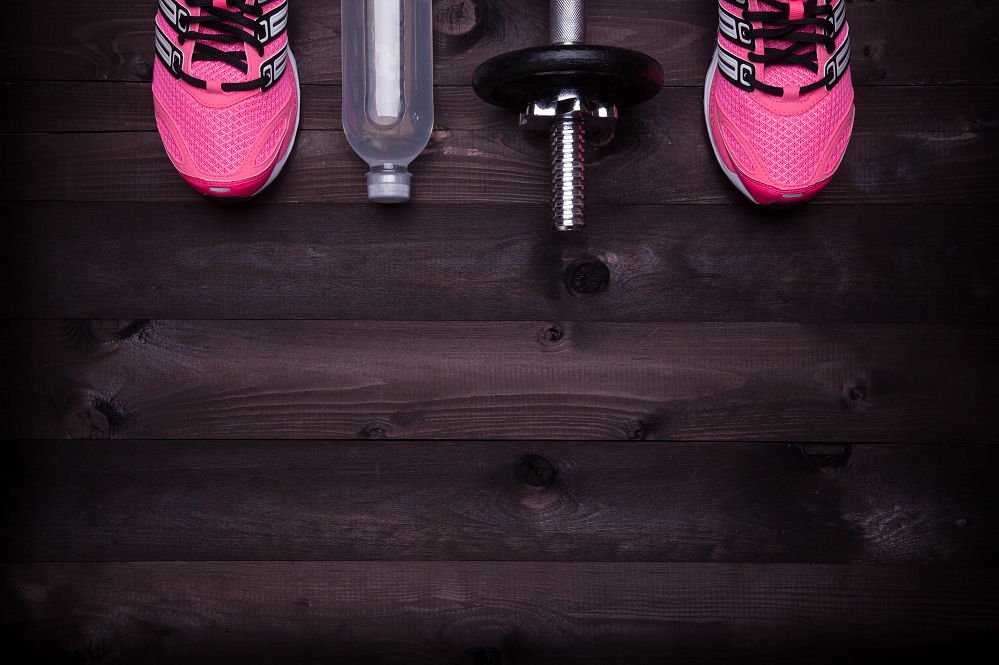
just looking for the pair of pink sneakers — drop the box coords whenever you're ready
[153,1,853,206]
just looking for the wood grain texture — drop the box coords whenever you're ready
[3,120,997,204]
[4,78,996,205]
[4,0,997,86]
[3,561,997,664]
[1,442,995,563]
[3,82,997,204]
[2,202,997,322]
[2,321,995,441]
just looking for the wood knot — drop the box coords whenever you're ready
[796,443,852,471]
[517,454,556,488]
[538,323,565,346]
[867,68,887,83]
[65,319,150,347]
[362,423,388,439]
[627,421,645,441]
[434,0,487,54]
[459,647,501,665]
[849,385,866,402]
[134,57,152,80]
[65,404,110,440]
[567,261,610,295]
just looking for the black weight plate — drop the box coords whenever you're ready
[472,44,664,112]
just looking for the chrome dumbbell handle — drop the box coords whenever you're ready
[550,0,587,231]
[552,115,585,231]
[551,0,586,45]
[473,1,662,232]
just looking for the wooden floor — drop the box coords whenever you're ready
[2,0,998,662]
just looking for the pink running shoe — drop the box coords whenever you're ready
[705,0,854,206]
[153,1,300,201]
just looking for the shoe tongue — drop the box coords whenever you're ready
[190,0,258,85]
[756,0,826,90]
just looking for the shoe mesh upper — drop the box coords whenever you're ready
[156,114,183,163]
[716,73,851,186]
[154,58,293,176]
[824,116,853,175]
[255,118,288,166]
[721,124,755,174]
[714,1,853,187]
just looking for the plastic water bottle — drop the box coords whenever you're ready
[342,0,434,203]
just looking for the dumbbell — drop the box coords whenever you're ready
[472,0,663,231]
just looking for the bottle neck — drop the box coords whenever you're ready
[369,163,409,175]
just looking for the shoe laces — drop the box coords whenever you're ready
[178,1,273,77]
[744,0,836,96]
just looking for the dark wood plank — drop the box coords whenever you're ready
[3,120,997,203]
[5,79,996,204]
[2,202,997,322]
[0,81,158,133]
[2,321,995,441]
[3,561,997,664]
[1,442,995,563]
[5,1,997,86]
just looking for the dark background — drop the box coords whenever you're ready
[1,1,998,662]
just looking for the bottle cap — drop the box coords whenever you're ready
[366,170,411,203]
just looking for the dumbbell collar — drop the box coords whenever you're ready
[519,96,618,131]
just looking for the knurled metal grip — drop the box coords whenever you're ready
[551,0,586,45]
[552,116,585,231]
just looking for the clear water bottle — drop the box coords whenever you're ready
[342,0,434,203]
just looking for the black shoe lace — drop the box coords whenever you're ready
[177,1,273,86]
[743,0,836,96]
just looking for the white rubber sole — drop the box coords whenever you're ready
[703,48,758,205]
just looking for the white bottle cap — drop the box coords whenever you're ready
[366,170,411,203]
